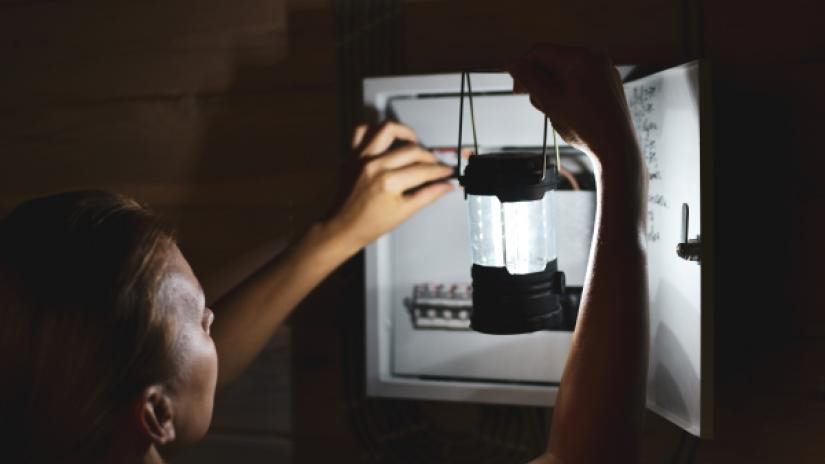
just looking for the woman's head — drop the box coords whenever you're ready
[0,191,217,462]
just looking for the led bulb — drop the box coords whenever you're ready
[467,192,557,275]
[468,195,505,267]
[503,198,550,274]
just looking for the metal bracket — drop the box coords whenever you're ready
[676,203,701,264]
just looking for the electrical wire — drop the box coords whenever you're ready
[558,167,581,191]
[680,435,699,464]
[666,430,699,464]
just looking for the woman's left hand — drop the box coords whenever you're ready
[326,122,454,252]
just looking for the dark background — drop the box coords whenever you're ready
[1,0,823,462]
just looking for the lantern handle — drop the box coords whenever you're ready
[467,73,480,159]
[540,117,561,182]
[456,72,465,181]
[456,71,481,181]
[541,117,548,181]
[458,71,560,182]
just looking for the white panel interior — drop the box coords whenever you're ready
[390,94,569,149]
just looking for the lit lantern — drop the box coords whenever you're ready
[456,72,566,335]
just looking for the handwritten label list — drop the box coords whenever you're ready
[628,83,667,243]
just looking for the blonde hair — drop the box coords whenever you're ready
[0,191,177,462]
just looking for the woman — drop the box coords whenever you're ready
[0,121,452,463]
[0,45,648,464]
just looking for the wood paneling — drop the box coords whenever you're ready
[403,0,686,73]
[702,0,825,62]
[0,1,343,291]
[703,4,825,454]
[1,1,347,463]
[0,0,288,103]
[211,328,292,435]
[174,433,292,463]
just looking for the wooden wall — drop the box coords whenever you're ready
[0,0,343,281]
[700,0,824,461]
[1,0,340,462]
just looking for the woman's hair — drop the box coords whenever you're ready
[0,191,177,462]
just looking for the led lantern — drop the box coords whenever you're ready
[456,72,566,335]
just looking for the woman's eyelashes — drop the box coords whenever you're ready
[202,308,215,335]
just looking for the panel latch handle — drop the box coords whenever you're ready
[676,203,701,264]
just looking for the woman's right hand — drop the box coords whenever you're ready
[508,44,642,171]
[325,122,454,253]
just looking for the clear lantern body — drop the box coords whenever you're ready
[468,191,557,275]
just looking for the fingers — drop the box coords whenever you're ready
[365,145,439,173]
[381,163,454,195]
[509,57,533,93]
[352,124,368,148]
[404,181,454,211]
[510,59,560,115]
[510,44,584,94]
[511,44,611,93]
[357,122,419,157]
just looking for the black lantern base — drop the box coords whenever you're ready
[470,261,566,335]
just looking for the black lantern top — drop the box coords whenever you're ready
[461,152,558,202]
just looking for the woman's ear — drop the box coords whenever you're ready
[136,385,176,446]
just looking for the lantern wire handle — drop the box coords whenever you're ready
[466,73,480,157]
[553,124,561,177]
[541,117,548,180]
[456,72,465,180]
[540,117,562,182]
[458,71,560,182]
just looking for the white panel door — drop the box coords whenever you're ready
[624,61,713,438]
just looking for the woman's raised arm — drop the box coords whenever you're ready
[210,122,453,387]
[511,45,650,464]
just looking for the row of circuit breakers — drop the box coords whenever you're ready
[406,283,583,332]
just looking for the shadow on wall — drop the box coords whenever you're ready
[171,4,345,299]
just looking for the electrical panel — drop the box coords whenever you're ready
[363,63,712,438]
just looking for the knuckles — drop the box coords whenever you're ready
[375,120,398,139]
[352,123,368,147]
[375,171,395,193]
[363,158,380,178]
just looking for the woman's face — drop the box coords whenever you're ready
[158,245,218,446]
